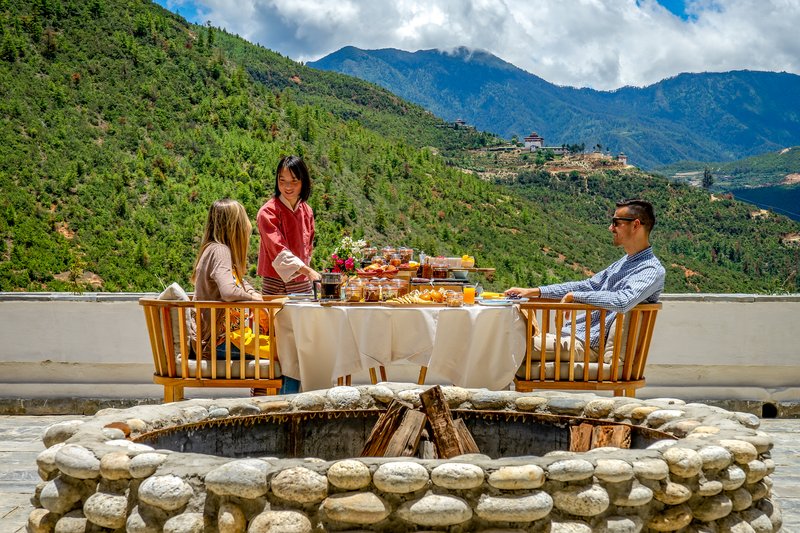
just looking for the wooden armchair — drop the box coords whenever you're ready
[515,300,661,397]
[139,298,285,402]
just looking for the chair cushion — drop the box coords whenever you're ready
[517,361,621,381]
[177,355,282,379]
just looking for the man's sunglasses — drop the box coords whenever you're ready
[611,216,638,227]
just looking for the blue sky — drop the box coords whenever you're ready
[152,0,800,90]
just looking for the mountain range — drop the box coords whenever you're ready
[309,46,800,170]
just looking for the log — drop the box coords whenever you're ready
[361,399,414,457]
[453,418,480,454]
[592,424,631,449]
[384,409,426,457]
[420,385,462,459]
[569,423,594,452]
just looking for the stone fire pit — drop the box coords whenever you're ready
[29,385,782,532]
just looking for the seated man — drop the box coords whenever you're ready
[506,199,666,364]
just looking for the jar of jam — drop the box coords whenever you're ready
[431,257,449,279]
[421,257,434,279]
[364,282,381,302]
[380,280,397,301]
[445,290,464,307]
[344,279,364,302]
[389,253,402,267]
[398,247,413,263]
[392,278,409,297]
[381,246,396,262]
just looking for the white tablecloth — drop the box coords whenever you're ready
[274,302,527,391]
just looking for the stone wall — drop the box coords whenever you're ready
[29,386,782,532]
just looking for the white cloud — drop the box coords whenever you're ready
[171,0,800,90]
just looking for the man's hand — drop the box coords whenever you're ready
[504,287,540,299]
[301,265,322,282]
[560,292,574,319]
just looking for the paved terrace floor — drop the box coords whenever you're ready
[1,416,798,532]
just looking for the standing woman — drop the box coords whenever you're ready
[257,155,321,295]
[190,199,262,360]
[257,156,320,394]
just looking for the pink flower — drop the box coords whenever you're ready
[344,257,355,270]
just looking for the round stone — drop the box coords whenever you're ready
[692,493,733,521]
[734,412,761,429]
[632,458,669,480]
[104,440,154,452]
[129,452,167,478]
[646,409,685,427]
[488,464,545,489]
[36,443,66,476]
[327,387,362,409]
[321,492,391,524]
[698,478,724,496]
[218,502,246,533]
[547,397,587,415]
[83,492,128,529]
[54,445,100,479]
[138,475,193,511]
[718,515,757,533]
[180,406,208,423]
[698,445,733,470]
[594,515,644,533]
[396,493,472,526]
[552,484,610,516]
[208,408,229,419]
[653,480,692,505]
[229,403,260,416]
[744,460,768,484]
[730,486,753,511]
[43,420,85,448]
[366,385,395,404]
[749,480,770,501]
[54,510,87,533]
[720,464,747,490]
[611,481,653,506]
[764,458,775,475]
[40,477,83,514]
[163,512,205,533]
[206,459,268,499]
[583,398,616,418]
[102,427,125,440]
[475,492,553,522]
[515,396,548,411]
[28,508,59,533]
[719,439,759,465]
[327,459,372,490]
[663,447,703,477]
[292,393,326,411]
[100,452,131,480]
[442,386,470,407]
[126,418,148,434]
[396,389,424,407]
[739,433,773,454]
[647,503,692,531]
[550,521,593,533]
[126,504,168,533]
[547,459,594,481]
[594,459,633,482]
[471,390,513,409]
[271,467,328,503]
[756,498,783,531]
[431,463,484,489]
[740,507,777,533]
[248,511,312,533]
[373,462,429,493]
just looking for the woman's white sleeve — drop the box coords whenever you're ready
[272,249,305,282]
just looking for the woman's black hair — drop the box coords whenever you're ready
[274,155,311,202]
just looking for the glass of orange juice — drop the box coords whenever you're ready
[463,285,476,304]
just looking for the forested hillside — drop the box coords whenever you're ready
[310,47,800,169]
[1,0,798,294]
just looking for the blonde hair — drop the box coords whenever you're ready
[191,199,252,284]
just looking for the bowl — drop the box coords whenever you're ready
[451,269,469,280]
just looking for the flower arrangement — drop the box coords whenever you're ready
[330,236,367,276]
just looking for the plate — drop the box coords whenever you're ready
[287,293,315,301]
[477,297,528,306]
